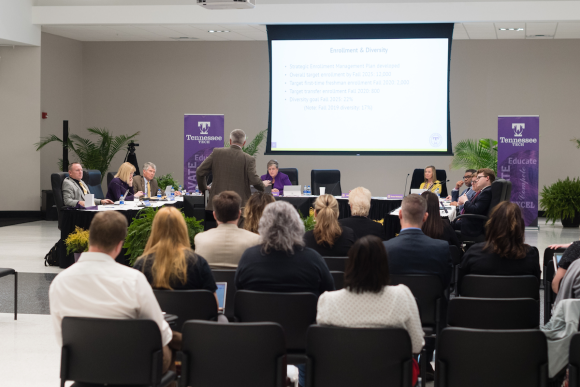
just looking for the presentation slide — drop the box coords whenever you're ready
[270,38,450,153]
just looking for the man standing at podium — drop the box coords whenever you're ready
[197,129,264,211]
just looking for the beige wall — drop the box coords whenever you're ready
[0,45,41,211]
[39,37,580,199]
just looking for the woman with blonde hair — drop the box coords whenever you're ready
[106,162,144,201]
[304,194,355,256]
[241,192,275,233]
[419,165,443,194]
[134,206,217,295]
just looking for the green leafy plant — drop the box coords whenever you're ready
[450,138,498,174]
[65,226,90,255]
[224,129,268,157]
[540,177,580,224]
[156,173,181,191]
[299,210,316,232]
[571,138,580,149]
[35,127,139,182]
[123,207,204,266]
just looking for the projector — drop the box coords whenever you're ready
[196,0,255,9]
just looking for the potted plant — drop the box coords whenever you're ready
[450,138,498,174]
[155,173,181,191]
[224,129,268,157]
[299,209,316,232]
[540,177,580,227]
[65,226,90,262]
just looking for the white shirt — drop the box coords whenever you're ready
[194,223,261,269]
[316,284,425,353]
[49,252,172,347]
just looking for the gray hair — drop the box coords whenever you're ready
[349,187,372,216]
[267,160,279,169]
[142,162,156,172]
[258,201,305,255]
[230,129,246,145]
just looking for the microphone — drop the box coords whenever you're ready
[403,173,410,197]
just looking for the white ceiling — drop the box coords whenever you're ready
[33,0,569,4]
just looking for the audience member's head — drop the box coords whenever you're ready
[473,168,495,190]
[314,194,342,247]
[115,162,136,184]
[484,201,527,259]
[138,206,192,289]
[230,129,246,146]
[348,187,372,217]
[243,192,275,233]
[89,211,128,256]
[420,191,444,239]
[213,191,242,224]
[344,235,390,294]
[142,162,157,181]
[400,194,428,228]
[68,162,84,181]
[258,201,305,254]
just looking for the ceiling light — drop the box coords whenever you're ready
[208,30,230,33]
[499,28,524,31]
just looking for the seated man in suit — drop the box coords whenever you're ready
[453,168,495,238]
[194,191,261,269]
[447,169,477,210]
[339,187,386,241]
[62,162,112,207]
[133,162,182,198]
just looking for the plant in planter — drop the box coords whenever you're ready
[224,129,268,157]
[155,173,181,191]
[450,138,498,174]
[65,226,90,261]
[540,177,580,227]
[299,210,316,232]
[123,207,204,266]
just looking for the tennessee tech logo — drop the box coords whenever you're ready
[512,123,525,137]
[198,122,210,135]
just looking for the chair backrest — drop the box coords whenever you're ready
[279,168,299,185]
[211,269,237,320]
[83,169,104,199]
[449,245,461,266]
[51,172,69,230]
[330,271,344,290]
[569,333,580,387]
[106,172,115,189]
[447,297,539,329]
[323,256,347,272]
[306,325,413,387]
[409,168,448,197]
[487,179,511,216]
[61,317,165,386]
[234,290,317,352]
[460,275,539,300]
[436,327,548,387]
[311,169,341,196]
[153,289,218,331]
[180,320,286,387]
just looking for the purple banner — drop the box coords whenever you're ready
[184,114,224,191]
[497,116,539,228]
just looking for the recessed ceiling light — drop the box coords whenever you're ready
[499,28,524,31]
[208,30,230,33]
[170,37,199,40]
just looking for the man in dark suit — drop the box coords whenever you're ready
[383,194,452,289]
[448,169,477,211]
[453,168,495,238]
[339,187,386,241]
[197,129,265,211]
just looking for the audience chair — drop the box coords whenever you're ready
[323,257,347,272]
[279,168,299,185]
[0,269,17,320]
[306,326,414,387]
[210,269,236,320]
[459,275,540,300]
[409,168,448,197]
[60,317,176,387]
[436,327,548,387]
[234,290,317,364]
[51,172,69,230]
[311,169,341,196]
[153,289,218,331]
[449,245,461,296]
[569,333,580,387]
[106,172,115,190]
[83,170,104,199]
[447,297,539,329]
[330,271,344,290]
[179,320,286,387]
[543,247,565,324]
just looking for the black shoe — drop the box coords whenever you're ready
[426,362,435,381]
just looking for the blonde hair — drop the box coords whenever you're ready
[115,162,136,184]
[423,165,438,184]
[348,187,372,217]
[313,194,342,248]
[136,207,192,289]
[243,192,275,234]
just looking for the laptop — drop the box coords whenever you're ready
[284,185,302,197]
[216,282,227,312]
[553,253,564,272]
[410,189,427,195]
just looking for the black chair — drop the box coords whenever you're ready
[306,326,414,387]
[153,289,218,331]
[279,168,299,185]
[436,327,548,387]
[51,172,69,230]
[330,271,344,290]
[83,170,104,199]
[569,333,580,387]
[60,317,176,387]
[447,297,539,329]
[323,256,347,272]
[211,269,236,320]
[449,245,461,296]
[234,290,317,364]
[0,269,17,320]
[459,274,540,300]
[543,247,565,324]
[179,320,286,387]
[106,172,115,190]
[311,169,341,196]
[409,168,448,197]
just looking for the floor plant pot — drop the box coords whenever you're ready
[562,212,580,228]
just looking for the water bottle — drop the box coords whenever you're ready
[157,189,162,199]
[178,185,183,195]
[435,187,440,198]
[170,187,175,201]
[195,186,199,195]
[307,185,311,196]
[119,195,124,205]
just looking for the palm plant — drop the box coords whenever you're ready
[35,127,139,182]
[450,138,498,174]
[571,138,580,149]
[224,129,268,157]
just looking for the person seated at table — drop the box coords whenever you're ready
[194,191,261,269]
[446,169,477,209]
[452,168,495,238]
[420,191,461,250]
[548,238,580,293]
[419,165,443,194]
[132,162,182,198]
[106,162,144,202]
[241,192,275,233]
[458,201,541,288]
[260,160,292,194]
[62,162,113,207]
[338,187,386,241]
[304,194,355,257]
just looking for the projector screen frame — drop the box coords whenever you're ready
[265,23,454,156]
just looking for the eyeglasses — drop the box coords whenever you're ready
[473,175,488,181]
[462,175,472,179]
